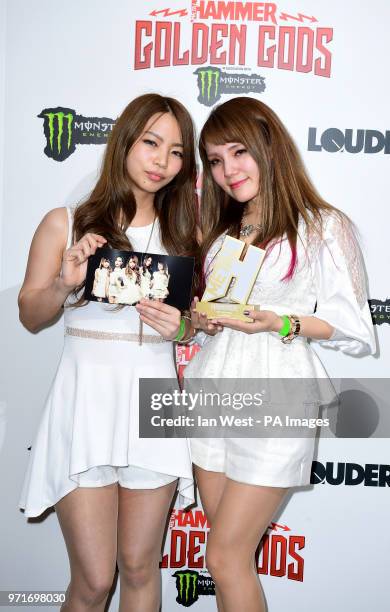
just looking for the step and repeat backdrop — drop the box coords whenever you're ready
[0,1,389,610]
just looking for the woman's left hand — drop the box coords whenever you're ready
[210,310,283,335]
[135,298,181,340]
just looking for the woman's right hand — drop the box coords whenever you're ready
[191,297,223,336]
[61,233,107,290]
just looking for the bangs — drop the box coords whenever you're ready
[200,107,249,148]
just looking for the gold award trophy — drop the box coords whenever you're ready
[196,235,266,321]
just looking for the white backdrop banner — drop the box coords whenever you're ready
[0,1,388,611]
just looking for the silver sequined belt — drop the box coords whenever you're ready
[65,326,169,344]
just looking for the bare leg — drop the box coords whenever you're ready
[205,478,288,612]
[55,484,118,611]
[117,480,177,612]
[194,466,227,612]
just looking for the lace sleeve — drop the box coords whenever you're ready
[331,215,367,308]
[311,213,375,356]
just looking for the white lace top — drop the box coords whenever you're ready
[194,211,375,359]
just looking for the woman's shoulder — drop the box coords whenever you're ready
[207,231,227,254]
[34,207,69,250]
[319,209,359,249]
[41,206,68,229]
[299,207,356,243]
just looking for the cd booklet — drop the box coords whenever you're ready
[85,247,195,311]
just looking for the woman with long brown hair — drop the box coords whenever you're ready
[108,255,125,304]
[92,256,111,302]
[151,260,170,301]
[186,96,376,612]
[18,94,198,611]
[117,255,142,305]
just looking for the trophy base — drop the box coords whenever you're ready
[196,301,261,322]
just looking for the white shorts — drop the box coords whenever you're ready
[72,464,178,489]
[191,437,315,488]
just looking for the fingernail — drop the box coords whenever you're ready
[243,310,250,315]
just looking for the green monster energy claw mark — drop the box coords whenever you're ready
[38,107,77,162]
[45,111,73,154]
[194,68,221,107]
[200,69,219,102]
[173,570,199,607]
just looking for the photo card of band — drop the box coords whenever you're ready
[85,247,195,311]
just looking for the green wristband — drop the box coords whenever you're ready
[278,315,291,337]
[174,317,186,342]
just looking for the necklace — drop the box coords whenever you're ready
[240,223,262,237]
[137,215,156,345]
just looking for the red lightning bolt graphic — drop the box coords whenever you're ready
[269,522,291,532]
[149,8,188,17]
[279,12,318,23]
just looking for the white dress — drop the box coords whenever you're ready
[117,271,142,305]
[185,212,376,488]
[140,268,152,298]
[108,267,124,299]
[92,267,109,298]
[19,210,194,517]
[151,271,169,299]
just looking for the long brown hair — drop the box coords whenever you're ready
[124,256,140,284]
[199,97,346,280]
[72,93,199,303]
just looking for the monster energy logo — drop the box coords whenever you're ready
[194,68,221,106]
[194,67,266,107]
[173,571,199,607]
[369,298,390,325]
[38,107,76,161]
[45,112,73,154]
[46,111,73,154]
[39,106,115,161]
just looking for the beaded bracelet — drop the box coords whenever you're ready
[281,315,301,344]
